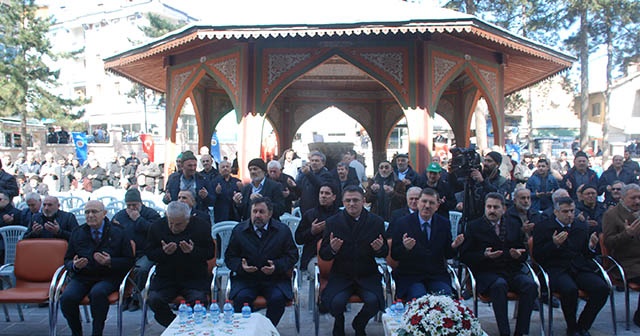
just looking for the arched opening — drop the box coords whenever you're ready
[293,106,371,174]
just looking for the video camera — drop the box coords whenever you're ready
[449,145,482,182]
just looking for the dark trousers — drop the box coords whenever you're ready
[478,272,537,336]
[148,287,208,327]
[327,285,379,335]
[549,269,609,332]
[132,256,154,299]
[404,279,452,301]
[232,282,287,326]
[60,278,118,336]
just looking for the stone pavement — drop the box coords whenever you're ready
[0,278,638,336]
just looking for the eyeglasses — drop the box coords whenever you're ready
[611,188,622,191]
[84,209,102,215]
[379,165,391,170]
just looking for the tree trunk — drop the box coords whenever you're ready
[602,22,613,163]
[579,7,590,153]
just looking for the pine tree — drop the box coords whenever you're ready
[0,0,82,156]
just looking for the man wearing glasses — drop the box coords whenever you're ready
[60,200,134,336]
[598,155,636,205]
[319,185,388,336]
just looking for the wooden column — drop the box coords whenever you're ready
[404,107,432,173]
[237,113,266,182]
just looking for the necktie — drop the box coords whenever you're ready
[495,222,506,242]
[257,227,267,239]
[422,221,430,241]
[92,229,101,244]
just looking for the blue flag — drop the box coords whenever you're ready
[72,132,88,165]
[210,131,221,163]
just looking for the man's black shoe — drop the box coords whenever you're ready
[332,314,345,336]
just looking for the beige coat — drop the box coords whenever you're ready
[602,203,640,280]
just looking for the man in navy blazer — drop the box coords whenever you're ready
[460,192,537,336]
[24,195,78,241]
[232,158,285,220]
[163,151,215,213]
[391,188,464,300]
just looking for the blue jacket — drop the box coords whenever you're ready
[212,175,241,222]
[526,172,559,212]
[164,172,215,212]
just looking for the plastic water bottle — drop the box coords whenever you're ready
[178,300,189,325]
[209,300,220,323]
[187,303,193,319]
[223,300,234,324]
[241,303,251,318]
[396,299,405,315]
[193,301,204,324]
[389,300,398,316]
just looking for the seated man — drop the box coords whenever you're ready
[533,197,609,336]
[146,201,214,327]
[226,197,299,326]
[60,200,134,336]
[24,195,78,240]
[111,188,161,311]
[19,191,41,228]
[295,183,339,271]
[386,186,421,237]
[319,186,388,336]
[391,188,464,300]
[177,190,211,224]
[461,192,537,336]
[603,183,640,327]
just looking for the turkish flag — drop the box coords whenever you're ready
[140,134,155,162]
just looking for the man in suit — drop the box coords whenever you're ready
[296,151,335,214]
[533,196,609,336]
[386,186,421,237]
[146,201,215,327]
[226,197,299,326]
[319,185,388,336]
[163,150,215,213]
[460,192,537,336]
[562,151,599,201]
[60,200,134,336]
[331,162,360,204]
[602,183,640,327]
[391,188,464,300]
[20,192,41,228]
[177,190,211,224]
[295,183,339,271]
[24,195,78,241]
[233,158,285,220]
[267,160,299,214]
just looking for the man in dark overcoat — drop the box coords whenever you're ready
[226,197,298,326]
[233,158,285,220]
[461,192,537,336]
[146,201,214,327]
[319,185,388,336]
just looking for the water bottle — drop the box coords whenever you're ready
[389,300,397,316]
[241,303,251,318]
[223,300,234,324]
[396,299,405,315]
[193,301,204,324]
[209,300,220,324]
[178,300,189,325]
[187,303,193,319]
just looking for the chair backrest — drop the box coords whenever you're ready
[0,225,28,264]
[107,200,125,209]
[449,211,462,238]
[316,240,333,292]
[527,236,536,264]
[96,196,118,207]
[292,207,302,218]
[14,239,67,283]
[280,216,301,237]
[15,201,27,210]
[60,196,85,211]
[385,238,399,269]
[142,200,156,208]
[211,221,239,265]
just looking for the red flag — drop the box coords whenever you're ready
[140,134,155,162]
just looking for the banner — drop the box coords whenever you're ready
[71,132,88,165]
[140,134,155,162]
[210,131,221,163]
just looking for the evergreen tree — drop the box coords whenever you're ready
[0,0,82,155]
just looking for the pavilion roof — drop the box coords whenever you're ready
[104,0,575,95]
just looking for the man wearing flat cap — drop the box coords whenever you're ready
[233,158,285,220]
[394,153,421,188]
[562,151,599,201]
[421,162,456,218]
[163,151,215,213]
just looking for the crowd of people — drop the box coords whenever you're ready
[1,144,640,336]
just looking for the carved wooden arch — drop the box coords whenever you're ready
[167,58,240,142]
[433,65,500,148]
[256,45,412,117]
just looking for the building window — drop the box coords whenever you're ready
[591,102,601,117]
[633,90,640,117]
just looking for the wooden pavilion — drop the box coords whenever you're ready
[104,0,574,178]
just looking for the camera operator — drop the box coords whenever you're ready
[454,151,513,221]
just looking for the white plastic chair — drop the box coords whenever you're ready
[292,207,302,218]
[96,196,118,207]
[449,211,463,238]
[59,196,85,211]
[142,200,156,208]
[211,221,239,301]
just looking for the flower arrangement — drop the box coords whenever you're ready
[396,294,483,336]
